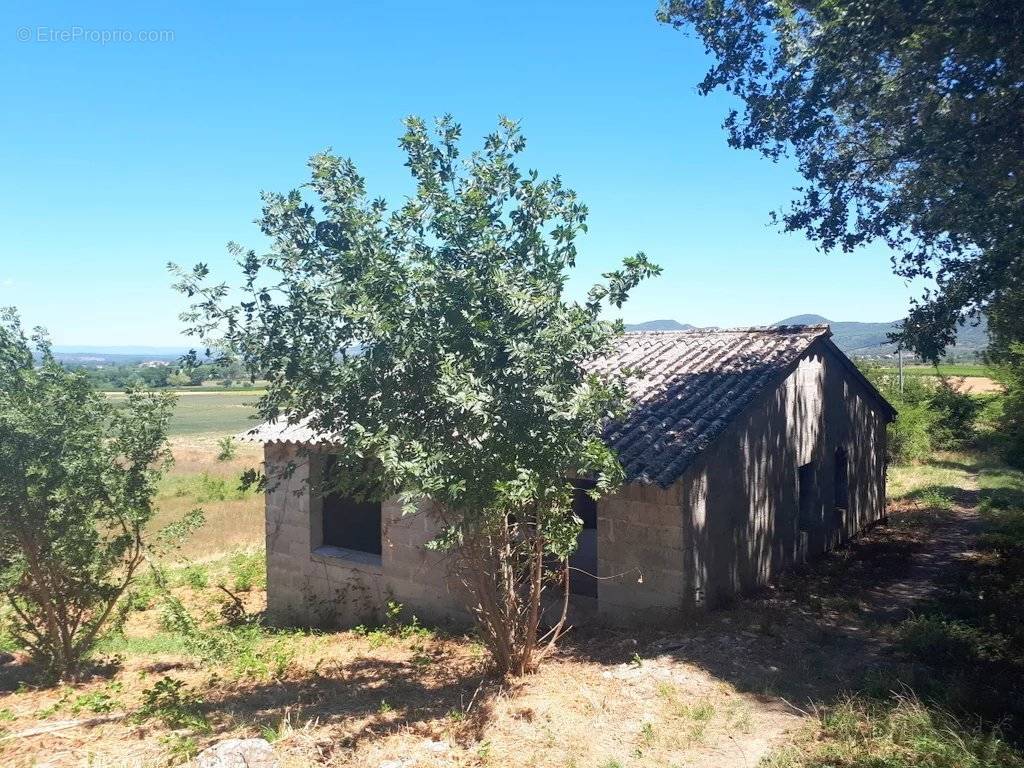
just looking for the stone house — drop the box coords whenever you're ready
[242,325,895,627]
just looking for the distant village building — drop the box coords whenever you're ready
[243,325,895,627]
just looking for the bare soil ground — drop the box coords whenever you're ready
[0,457,984,768]
[953,376,1003,394]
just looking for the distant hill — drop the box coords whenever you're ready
[774,314,988,359]
[624,315,988,359]
[775,314,830,326]
[623,319,695,332]
[47,346,206,367]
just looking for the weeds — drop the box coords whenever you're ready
[228,550,265,592]
[776,695,1024,768]
[69,682,124,715]
[216,436,237,462]
[639,721,655,745]
[160,733,200,762]
[135,677,210,732]
[354,601,434,648]
[164,472,252,504]
[910,486,955,511]
[158,593,294,679]
[177,564,210,590]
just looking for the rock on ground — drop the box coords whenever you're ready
[195,738,279,768]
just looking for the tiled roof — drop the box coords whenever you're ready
[241,325,834,486]
[238,414,340,446]
[589,325,831,486]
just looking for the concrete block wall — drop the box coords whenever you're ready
[597,482,688,623]
[666,341,891,607]
[264,443,469,628]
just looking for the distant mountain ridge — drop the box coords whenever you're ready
[773,314,987,358]
[56,314,990,365]
[625,315,988,358]
[621,319,695,332]
[46,346,207,366]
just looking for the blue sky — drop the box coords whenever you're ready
[1,0,919,347]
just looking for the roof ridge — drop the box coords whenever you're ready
[625,324,831,334]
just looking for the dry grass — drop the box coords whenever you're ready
[150,438,265,559]
[3,446,1016,767]
[0,595,798,768]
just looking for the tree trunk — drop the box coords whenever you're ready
[456,523,571,677]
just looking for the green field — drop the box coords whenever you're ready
[881,363,994,378]
[107,390,263,436]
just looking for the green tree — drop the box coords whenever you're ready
[173,116,659,675]
[658,0,1023,360]
[859,363,936,464]
[139,365,171,388]
[168,368,203,387]
[0,308,195,678]
[992,343,1024,468]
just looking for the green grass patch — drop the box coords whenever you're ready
[888,458,1024,744]
[107,391,261,436]
[888,458,980,501]
[159,472,254,503]
[766,696,1023,768]
[894,364,995,379]
[97,631,193,656]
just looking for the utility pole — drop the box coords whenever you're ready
[898,345,904,396]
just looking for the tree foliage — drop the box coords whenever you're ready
[659,0,1024,360]
[991,344,1024,469]
[0,308,192,678]
[859,362,985,463]
[173,116,659,675]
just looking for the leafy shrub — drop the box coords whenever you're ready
[981,343,1024,467]
[888,401,935,464]
[216,436,237,462]
[929,379,984,449]
[135,677,209,732]
[177,565,209,591]
[0,310,190,678]
[999,369,1024,469]
[228,551,265,592]
[860,363,935,463]
[168,472,250,503]
[860,363,988,462]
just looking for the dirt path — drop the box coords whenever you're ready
[619,470,986,767]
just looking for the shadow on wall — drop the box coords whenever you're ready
[620,347,890,610]
[563,509,934,709]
